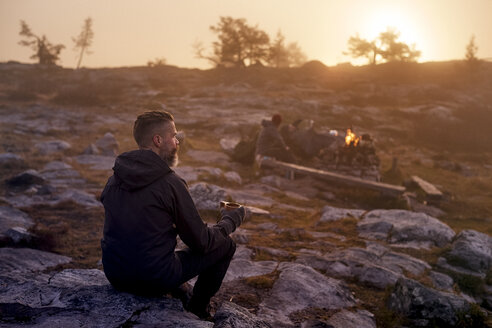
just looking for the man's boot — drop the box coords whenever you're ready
[185,296,213,321]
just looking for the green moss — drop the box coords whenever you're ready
[456,303,487,328]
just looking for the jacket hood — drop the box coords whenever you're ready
[113,149,171,190]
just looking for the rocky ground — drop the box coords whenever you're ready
[0,61,491,327]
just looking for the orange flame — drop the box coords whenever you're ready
[345,128,360,147]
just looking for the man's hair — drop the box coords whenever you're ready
[272,114,282,126]
[133,111,174,147]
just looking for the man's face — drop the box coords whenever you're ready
[156,121,179,167]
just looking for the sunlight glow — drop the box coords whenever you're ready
[362,8,420,46]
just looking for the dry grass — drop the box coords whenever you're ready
[22,201,104,269]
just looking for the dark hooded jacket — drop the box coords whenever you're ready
[255,119,288,156]
[100,149,236,295]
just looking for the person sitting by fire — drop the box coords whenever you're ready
[255,114,296,163]
[281,119,340,161]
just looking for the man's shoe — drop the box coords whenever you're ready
[185,298,213,321]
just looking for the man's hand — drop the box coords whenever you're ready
[220,206,245,227]
[216,206,246,235]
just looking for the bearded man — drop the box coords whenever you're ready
[100,111,245,320]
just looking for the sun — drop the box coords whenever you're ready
[361,8,420,47]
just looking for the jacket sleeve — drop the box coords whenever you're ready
[165,175,231,254]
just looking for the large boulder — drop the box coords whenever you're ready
[388,278,475,327]
[5,169,45,190]
[258,263,356,326]
[446,229,492,274]
[357,209,455,249]
[83,132,119,156]
[94,132,119,156]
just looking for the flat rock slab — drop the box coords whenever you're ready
[296,245,431,290]
[0,273,212,328]
[0,266,274,328]
[2,189,101,208]
[357,209,455,249]
[258,263,356,326]
[0,247,71,275]
[319,205,365,223]
[0,206,34,239]
[446,229,492,274]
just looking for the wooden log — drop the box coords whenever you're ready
[411,175,443,200]
[260,157,406,197]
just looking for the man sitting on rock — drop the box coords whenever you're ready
[100,110,245,320]
[255,114,296,163]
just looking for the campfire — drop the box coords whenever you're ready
[344,128,360,147]
[330,128,381,181]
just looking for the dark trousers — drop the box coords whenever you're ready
[175,236,236,310]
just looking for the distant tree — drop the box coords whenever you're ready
[209,17,250,67]
[345,27,420,65]
[192,40,221,66]
[18,20,65,65]
[267,31,307,68]
[147,57,167,67]
[72,17,94,69]
[286,42,308,67]
[243,25,270,65]
[345,34,378,65]
[268,31,289,67]
[196,17,306,68]
[378,28,420,62]
[465,35,480,70]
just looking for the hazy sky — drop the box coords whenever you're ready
[1,0,491,69]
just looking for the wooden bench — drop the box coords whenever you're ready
[259,157,406,197]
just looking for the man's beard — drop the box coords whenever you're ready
[161,148,179,167]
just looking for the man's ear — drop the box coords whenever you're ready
[152,134,161,147]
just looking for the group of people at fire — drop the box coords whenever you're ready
[254,113,379,169]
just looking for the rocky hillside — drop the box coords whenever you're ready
[0,61,491,327]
